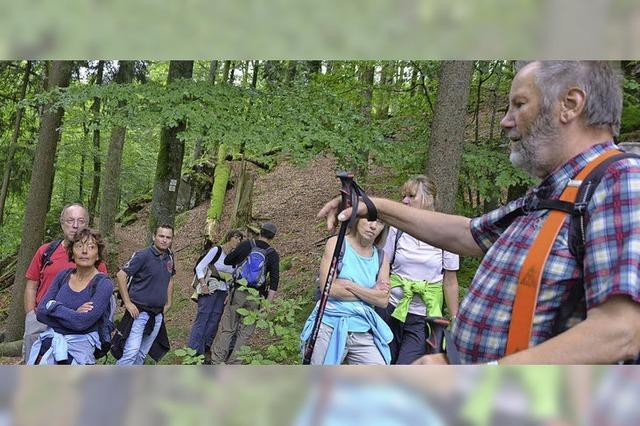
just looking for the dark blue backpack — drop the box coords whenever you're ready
[88,274,116,360]
[233,240,274,289]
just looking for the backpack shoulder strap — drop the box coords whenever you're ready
[506,149,623,356]
[208,246,223,278]
[40,239,63,274]
[568,151,640,261]
[210,245,223,264]
[50,268,74,295]
[390,229,403,271]
[374,245,385,281]
[552,151,640,335]
[88,273,108,297]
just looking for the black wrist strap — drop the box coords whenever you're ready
[352,182,378,222]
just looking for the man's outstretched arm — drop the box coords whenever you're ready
[318,196,483,257]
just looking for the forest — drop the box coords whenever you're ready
[0,60,639,364]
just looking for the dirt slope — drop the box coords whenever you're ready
[112,155,343,353]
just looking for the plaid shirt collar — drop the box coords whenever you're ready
[530,140,616,200]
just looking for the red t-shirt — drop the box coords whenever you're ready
[25,241,108,306]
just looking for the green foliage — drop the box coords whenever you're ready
[459,139,535,216]
[233,287,304,365]
[173,347,205,365]
[457,256,481,297]
[621,104,640,135]
[279,255,295,272]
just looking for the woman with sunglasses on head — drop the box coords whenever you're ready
[28,228,113,365]
[188,229,244,361]
[302,218,393,365]
[376,175,460,364]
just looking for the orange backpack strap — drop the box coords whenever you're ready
[505,149,622,356]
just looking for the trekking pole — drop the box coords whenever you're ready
[303,172,357,365]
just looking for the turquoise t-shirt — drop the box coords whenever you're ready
[338,238,379,288]
[323,238,381,333]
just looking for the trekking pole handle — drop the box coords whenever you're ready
[337,172,357,227]
[303,172,355,365]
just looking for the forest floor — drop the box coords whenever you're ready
[0,154,402,364]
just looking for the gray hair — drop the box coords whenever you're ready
[59,203,89,221]
[518,61,622,137]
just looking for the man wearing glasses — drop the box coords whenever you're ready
[22,203,108,363]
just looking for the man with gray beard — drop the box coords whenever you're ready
[319,61,640,364]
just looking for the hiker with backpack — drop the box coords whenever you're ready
[112,224,175,365]
[375,175,459,364]
[22,203,108,363]
[300,218,393,365]
[210,222,280,364]
[27,228,114,364]
[319,61,640,365]
[188,229,244,358]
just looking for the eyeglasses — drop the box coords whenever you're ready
[63,218,87,226]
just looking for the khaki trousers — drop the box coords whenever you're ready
[211,287,259,364]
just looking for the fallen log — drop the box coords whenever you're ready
[0,339,23,357]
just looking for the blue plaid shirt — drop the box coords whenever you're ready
[452,141,640,363]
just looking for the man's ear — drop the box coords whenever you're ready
[559,87,586,124]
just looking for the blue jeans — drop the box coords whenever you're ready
[188,290,227,354]
[116,311,163,365]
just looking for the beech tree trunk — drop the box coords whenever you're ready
[148,61,194,239]
[425,61,474,214]
[231,161,254,229]
[356,63,375,177]
[5,61,73,342]
[286,61,297,84]
[99,61,135,239]
[228,61,236,84]
[221,60,231,83]
[307,60,322,76]
[376,62,392,119]
[88,60,104,226]
[208,60,218,85]
[251,61,259,88]
[0,60,31,225]
[489,62,504,141]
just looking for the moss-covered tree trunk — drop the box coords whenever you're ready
[0,60,31,226]
[206,143,231,238]
[425,60,473,214]
[148,61,194,240]
[231,161,254,229]
[5,61,73,342]
[99,61,135,240]
[205,143,231,238]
